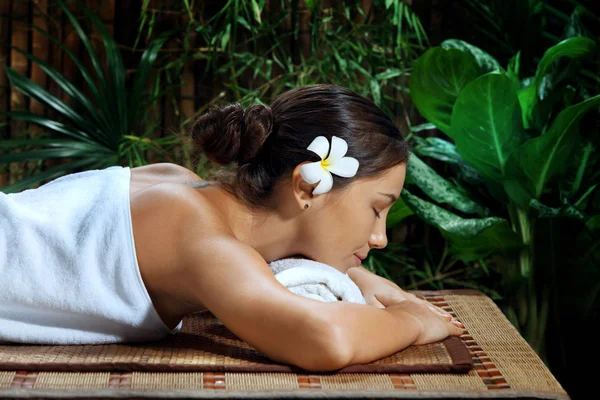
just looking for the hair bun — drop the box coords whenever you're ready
[190,102,273,166]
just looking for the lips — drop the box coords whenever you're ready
[353,254,364,267]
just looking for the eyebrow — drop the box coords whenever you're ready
[378,192,398,206]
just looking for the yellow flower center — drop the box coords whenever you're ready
[321,158,331,169]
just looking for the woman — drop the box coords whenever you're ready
[0,84,463,372]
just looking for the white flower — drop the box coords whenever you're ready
[299,136,359,195]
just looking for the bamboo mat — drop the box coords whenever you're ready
[0,290,570,399]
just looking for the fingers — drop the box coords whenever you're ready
[450,323,465,336]
[374,289,408,307]
[426,304,465,331]
[368,295,386,309]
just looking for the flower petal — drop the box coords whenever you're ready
[326,135,348,162]
[328,156,359,178]
[306,136,330,160]
[312,170,333,195]
[300,161,327,184]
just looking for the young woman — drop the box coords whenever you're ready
[0,84,463,372]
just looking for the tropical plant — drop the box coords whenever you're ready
[397,31,598,362]
[0,0,176,193]
[135,0,429,130]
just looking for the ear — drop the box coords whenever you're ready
[290,162,320,209]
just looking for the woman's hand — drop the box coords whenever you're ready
[385,300,465,345]
[347,265,463,328]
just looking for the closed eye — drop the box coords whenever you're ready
[373,208,381,219]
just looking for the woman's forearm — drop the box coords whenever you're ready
[324,300,421,367]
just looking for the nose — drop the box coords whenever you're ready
[368,220,388,250]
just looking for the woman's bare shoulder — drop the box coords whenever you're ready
[131,162,202,184]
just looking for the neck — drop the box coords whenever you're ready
[214,183,308,263]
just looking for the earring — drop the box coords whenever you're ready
[304,204,309,209]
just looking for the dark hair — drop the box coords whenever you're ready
[187,84,410,211]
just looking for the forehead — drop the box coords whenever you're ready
[356,163,406,191]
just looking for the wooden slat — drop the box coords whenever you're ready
[9,0,29,185]
[0,1,12,187]
[28,0,49,184]
[43,0,63,172]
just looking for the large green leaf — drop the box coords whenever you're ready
[440,39,501,73]
[406,153,488,215]
[519,36,597,128]
[4,67,109,146]
[411,136,484,184]
[529,199,586,221]
[127,33,170,127]
[9,47,114,144]
[0,111,99,145]
[409,47,482,138]
[81,3,127,135]
[562,139,596,199]
[401,189,523,260]
[451,72,527,182]
[505,94,600,200]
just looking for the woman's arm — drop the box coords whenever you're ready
[182,237,462,371]
[182,236,347,372]
[347,265,462,324]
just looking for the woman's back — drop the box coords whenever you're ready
[128,163,219,329]
[0,163,213,344]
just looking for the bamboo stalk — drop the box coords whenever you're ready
[0,1,12,187]
[9,0,29,185]
[43,0,63,172]
[101,0,115,34]
[28,0,49,184]
[59,1,80,171]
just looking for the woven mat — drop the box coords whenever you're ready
[0,290,570,399]
[0,305,471,374]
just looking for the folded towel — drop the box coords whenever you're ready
[268,258,366,304]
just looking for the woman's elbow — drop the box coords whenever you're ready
[293,316,351,372]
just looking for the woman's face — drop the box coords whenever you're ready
[293,162,407,273]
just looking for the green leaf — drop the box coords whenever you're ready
[409,47,482,138]
[369,79,381,106]
[507,51,521,83]
[529,199,586,221]
[401,189,523,260]
[250,0,263,23]
[9,46,113,144]
[441,39,502,73]
[451,71,527,182]
[82,3,127,135]
[406,153,488,215]
[4,67,108,145]
[412,136,484,184]
[127,33,169,130]
[0,111,99,146]
[519,36,597,128]
[505,94,600,199]
[221,24,231,52]
[587,215,600,232]
[410,123,436,133]
[563,139,595,198]
[375,68,404,80]
[386,196,413,229]
[0,158,97,194]
[0,147,108,163]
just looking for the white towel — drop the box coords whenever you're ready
[268,258,366,304]
[0,166,182,345]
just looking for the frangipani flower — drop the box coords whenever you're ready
[299,136,359,195]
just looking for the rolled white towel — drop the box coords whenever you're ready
[268,258,366,305]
